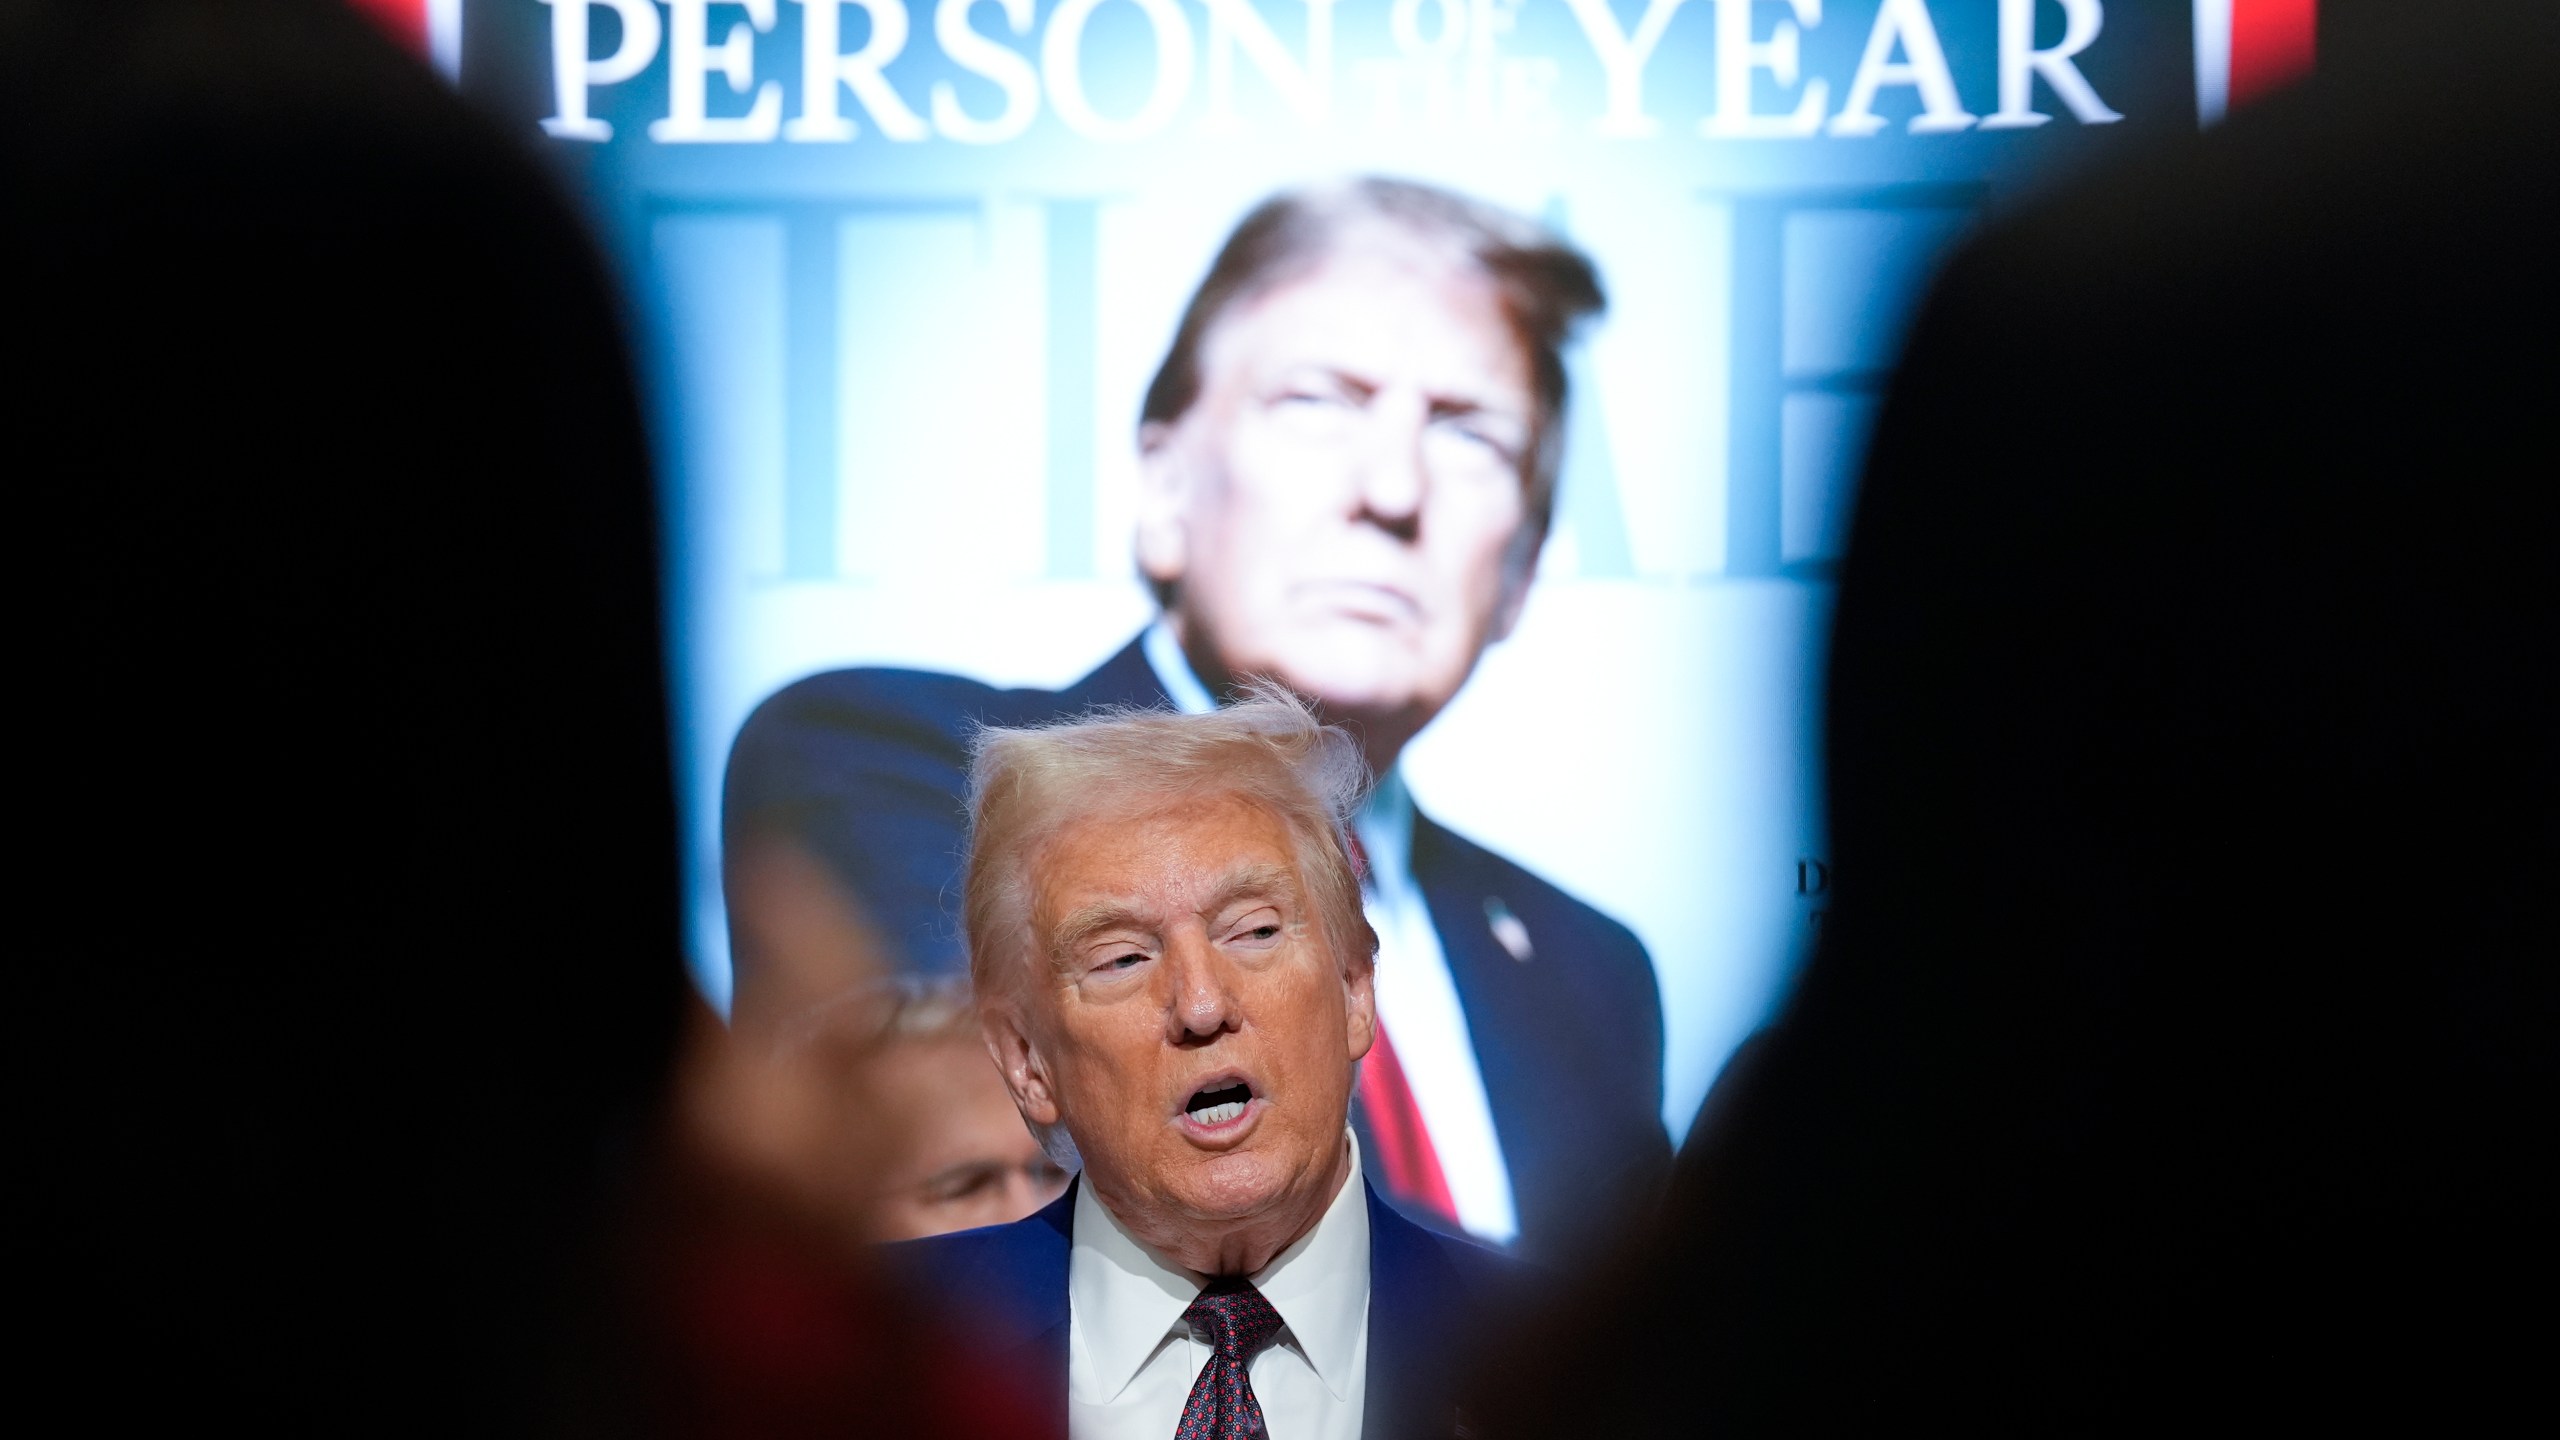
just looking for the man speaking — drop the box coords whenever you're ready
[725,177,1669,1261]
[897,692,1516,1439]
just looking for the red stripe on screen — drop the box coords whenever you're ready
[347,0,429,58]
[2230,0,2318,108]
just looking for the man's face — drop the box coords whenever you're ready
[1139,234,1541,742]
[865,1034,1071,1241]
[993,793,1374,1252]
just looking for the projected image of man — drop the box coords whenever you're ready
[725,179,1669,1263]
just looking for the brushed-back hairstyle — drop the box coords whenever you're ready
[962,682,1377,1014]
[1140,175,1607,534]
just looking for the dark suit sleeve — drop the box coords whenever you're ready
[724,668,1009,978]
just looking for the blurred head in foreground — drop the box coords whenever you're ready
[965,687,1379,1274]
[702,845,1064,1244]
[18,2,1056,1431]
[783,977,1068,1241]
[1136,178,1604,772]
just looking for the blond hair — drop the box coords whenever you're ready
[961,681,1376,1010]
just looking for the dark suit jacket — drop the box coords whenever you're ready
[885,1179,1523,1440]
[726,636,1672,1263]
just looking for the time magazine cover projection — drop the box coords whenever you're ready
[484,0,2200,1258]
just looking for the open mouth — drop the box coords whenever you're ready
[1184,1081,1255,1127]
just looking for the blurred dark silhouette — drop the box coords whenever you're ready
[10,3,1034,1433]
[1479,0,2553,1427]
[13,0,679,1423]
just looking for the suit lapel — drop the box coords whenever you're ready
[1032,1183,1076,1419]
[1364,1181,1469,1440]
[981,1182,1075,1430]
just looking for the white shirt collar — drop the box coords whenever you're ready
[1249,1137,1372,1401]
[1069,1134,1372,1404]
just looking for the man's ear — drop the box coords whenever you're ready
[983,1003,1061,1128]
[1342,922,1379,1065]
[1134,420,1190,590]
[1487,520,1545,644]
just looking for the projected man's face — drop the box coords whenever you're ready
[1138,233,1541,766]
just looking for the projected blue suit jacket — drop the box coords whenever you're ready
[884,1178,1521,1440]
[723,635,1671,1263]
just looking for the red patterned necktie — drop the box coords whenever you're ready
[1175,1278,1285,1440]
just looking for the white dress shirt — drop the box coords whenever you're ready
[1141,621,1522,1246]
[1067,1134,1371,1440]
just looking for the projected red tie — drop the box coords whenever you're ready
[1343,826,1461,1228]
[1357,1023,1459,1228]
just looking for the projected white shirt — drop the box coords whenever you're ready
[1141,622,1522,1246]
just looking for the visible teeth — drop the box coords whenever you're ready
[1193,1101,1246,1125]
